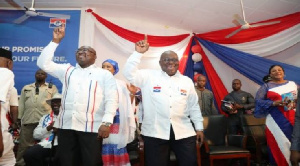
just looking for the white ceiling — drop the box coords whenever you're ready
[1,0,300,33]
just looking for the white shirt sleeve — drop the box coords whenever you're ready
[187,81,204,131]
[9,87,18,106]
[33,115,51,140]
[0,69,14,103]
[122,51,149,88]
[37,41,71,81]
[101,71,119,123]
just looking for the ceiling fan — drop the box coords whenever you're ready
[11,0,71,24]
[225,0,280,38]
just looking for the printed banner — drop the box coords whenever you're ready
[0,9,81,94]
[49,18,66,28]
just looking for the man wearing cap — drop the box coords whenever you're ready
[16,69,58,166]
[0,48,16,165]
[37,25,118,166]
[195,75,218,116]
[23,93,61,166]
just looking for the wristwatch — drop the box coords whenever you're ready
[102,122,112,127]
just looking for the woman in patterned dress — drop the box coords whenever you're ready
[255,65,298,166]
[101,59,136,166]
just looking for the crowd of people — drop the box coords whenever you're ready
[0,25,299,166]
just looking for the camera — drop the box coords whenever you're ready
[222,100,235,110]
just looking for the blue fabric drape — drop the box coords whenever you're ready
[197,38,300,85]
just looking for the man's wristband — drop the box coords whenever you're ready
[130,93,141,97]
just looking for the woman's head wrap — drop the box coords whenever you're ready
[103,59,119,75]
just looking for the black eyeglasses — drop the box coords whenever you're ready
[75,48,96,55]
[35,86,39,95]
[161,58,179,63]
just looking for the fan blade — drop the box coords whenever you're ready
[250,21,280,28]
[13,14,30,24]
[232,19,240,26]
[37,12,70,19]
[225,28,243,38]
[11,0,27,10]
[233,14,246,25]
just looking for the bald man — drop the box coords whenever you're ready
[123,36,204,166]
[16,69,58,166]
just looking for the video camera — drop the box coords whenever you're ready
[222,100,236,110]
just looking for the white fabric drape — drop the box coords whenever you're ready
[80,9,300,97]
[222,24,300,57]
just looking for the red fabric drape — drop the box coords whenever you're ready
[178,37,193,74]
[197,12,300,44]
[86,9,189,47]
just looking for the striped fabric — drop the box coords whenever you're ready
[264,81,297,166]
[60,65,75,128]
[102,109,130,166]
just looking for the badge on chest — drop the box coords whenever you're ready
[180,89,187,96]
[153,86,161,92]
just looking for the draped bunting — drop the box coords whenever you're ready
[86,9,189,47]
[197,38,300,85]
[181,37,228,113]
[196,12,300,44]
[191,39,228,114]
[84,9,300,116]
[222,24,300,57]
[183,39,197,79]
[178,37,194,74]
[197,61,224,115]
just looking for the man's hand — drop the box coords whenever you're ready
[234,103,243,109]
[127,84,138,95]
[52,24,65,44]
[229,109,238,114]
[290,150,300,166]
[11,123,18,131]
[17,119,21,127]
[196,131,204,146]
[46,121,55,131]
[273,100,285,107]
[52,127,58,134]
[97,125,110,139]
[135,34,149,53]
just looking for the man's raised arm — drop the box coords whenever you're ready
[123,35,149,86]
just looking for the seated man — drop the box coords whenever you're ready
[23,93,61,166]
